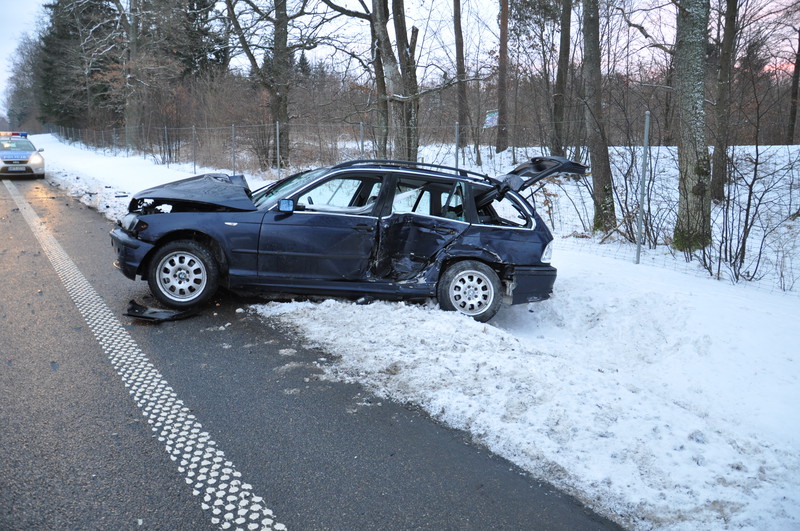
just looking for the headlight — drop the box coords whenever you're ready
[29,152,44,164]
[121,213,148,235]
[541,241,553,263]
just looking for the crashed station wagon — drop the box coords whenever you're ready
[110,157,585,321]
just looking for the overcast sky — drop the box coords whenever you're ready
[0,0,48,119]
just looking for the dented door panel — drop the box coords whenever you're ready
[374,213,468,281]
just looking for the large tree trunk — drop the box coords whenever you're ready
[454,0,468,149]
[496,0,509,153]
[673,0,712,251]
[583,0,615,232]
[372,0,406,159]
[392,0,419,161]
[371,22,390,158]
[551,0,572,157]
[270,0,291,166]
[709,0,738,201]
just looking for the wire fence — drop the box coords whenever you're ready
[52,120,571,177]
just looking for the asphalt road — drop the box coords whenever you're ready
[0,177,622,530]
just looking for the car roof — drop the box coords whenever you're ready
[331,159,494,185]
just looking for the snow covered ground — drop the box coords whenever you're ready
[29,134,800,530]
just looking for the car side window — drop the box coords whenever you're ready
[392,182,430,214]
[297,176,382,215]
[441,183,465,221]
[391,177,465,221]
[478,195,532,228]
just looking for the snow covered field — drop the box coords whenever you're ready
[29,134,799,530]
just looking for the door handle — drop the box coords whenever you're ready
[353,224,375,232]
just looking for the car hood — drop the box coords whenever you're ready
[132,173,256,211]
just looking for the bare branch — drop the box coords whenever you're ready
[615,6,674,55]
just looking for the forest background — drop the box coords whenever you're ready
[3,0,800,285]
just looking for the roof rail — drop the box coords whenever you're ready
[332,159,491,182]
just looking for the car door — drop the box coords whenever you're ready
[374,177,469,281]
[257,173,383,282]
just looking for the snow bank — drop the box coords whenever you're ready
[34,133,800,530]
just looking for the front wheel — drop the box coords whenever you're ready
[437,260,502,322]
[147,240,219,309]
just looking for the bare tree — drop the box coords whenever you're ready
[787,27,800,144]
[583,0,616,232]
[391,0,420,160]
[322,0,421,161]
[673,0,712,251]
[318,1,390,157]
[454,0,468,150]
[709,0,739,201]
[496,0,509,153]
[551,0,572,157]
[225,0,323,166]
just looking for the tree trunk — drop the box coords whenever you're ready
[583,0,615,232]
[371,0,405,159]
[392,0,419,161]
[663,63,675,145]
[709,0,738,201]
[454,0,468,149]
[496,0,509,153]
[673,0,712,251]
[372,22,390,158]
[786,29,800,145]
[115,0,141,149]
[269,0,291,167]
[551,0,572,157]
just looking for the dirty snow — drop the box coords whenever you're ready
[30,134,800,530]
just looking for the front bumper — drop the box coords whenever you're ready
[0,164,44,177]
[110,226,154,280]
[508,265,557,304]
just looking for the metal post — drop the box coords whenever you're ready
[192,126,197,174]
[359,122,365,158]
[232,124,236,175]
[455,122,460,169]
[164,126,169,167]
[635,111,651,264]
[276,121,281,177]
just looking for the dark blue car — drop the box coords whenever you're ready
[110,157,585,321]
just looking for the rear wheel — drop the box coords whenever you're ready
[437,260,502,322]
[147,240,219,309]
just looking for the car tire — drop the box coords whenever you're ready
[437,260,502,322]
[147,240,219,309]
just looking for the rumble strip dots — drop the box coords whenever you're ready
[4,180,285,531]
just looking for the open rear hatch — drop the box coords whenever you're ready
[477,156,587,208]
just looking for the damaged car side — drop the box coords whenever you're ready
[110,157,586,321]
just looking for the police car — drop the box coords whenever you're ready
[0,132,45,178]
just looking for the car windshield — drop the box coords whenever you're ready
[251,167,330,209]
[1,139,36,151]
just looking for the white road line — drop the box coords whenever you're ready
[4,180,286,531]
